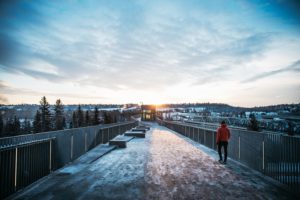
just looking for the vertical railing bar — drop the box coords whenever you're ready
[212,131,214,149]
[36,143,40,180]
[271,135,273,180]
[94,131,97,147]
[71,135,73,161]
[204,130,206,146]
[20,147,24,189]
[193,127,195,141]
[293,137,296,190]
[14,147,18,191]
[278,135,281,183]
[102,129,104,144]
[7,150,10,196]
[283,135,285,184]
[85,132,87,152]
[287,136,290,187]
[239,136,241,160]
[26,146,29,186]
[27,143,35,185]
[262,140,265,171]
[49,140,52,172]
[2,150,6,197]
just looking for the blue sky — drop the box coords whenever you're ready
[0,0,300,106]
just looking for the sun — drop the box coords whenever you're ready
[139,97,166,107]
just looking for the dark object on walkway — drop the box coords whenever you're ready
[124,131,145,138]
[136,125,150,130]
[109,135,134,148]
[131,128,147,133]
[216,121,231,163]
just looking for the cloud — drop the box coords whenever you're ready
[0,81,10,103]
[183,32,275,86]
[241,59,300,83]
[0,80,105,103]
[0,0,281,90]
[0,0,300,105]
[0,95,8,104]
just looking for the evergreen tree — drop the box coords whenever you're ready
[13,116,21,135]
[77,105,84,127]
[62,117,66,129]
[0,114,3,137]
[72,111,78,128]
[287,121,294,136]
[93,106,99,125]
[248,113,259,131]
[103,112,112,124]
[85,110,90,126]
[23,118,32,134]
[54,99,65,130]
[4,118,14,135]
[69,121,73,129]
[33,110,42,133]
[39,96,52,132]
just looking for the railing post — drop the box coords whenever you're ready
[85,132,87,152]
[102,129,104,144]
[49,140,52,172]
[262,140,265,172]
[212,131,214,149]
[193,127,195,140]
[70,135,74,160]
[238,135,241,160]
[94,131,97,146]
[14,147,18,191]
[204,130,206,145]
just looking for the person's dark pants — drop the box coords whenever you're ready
[218,141,228,162]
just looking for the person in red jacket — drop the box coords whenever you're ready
[216,120,231,164]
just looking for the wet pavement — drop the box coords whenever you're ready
[11,123,296,200]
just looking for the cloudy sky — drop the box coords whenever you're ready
[0,0,300,106]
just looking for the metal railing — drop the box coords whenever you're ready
[0,138,54,200]
[0,121,138,199]
[158,120,300,195]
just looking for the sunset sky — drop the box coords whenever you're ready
[0,0,300,107]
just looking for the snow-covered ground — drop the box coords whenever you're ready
[10,123,295,200]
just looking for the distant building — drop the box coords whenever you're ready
[141,105,156,121]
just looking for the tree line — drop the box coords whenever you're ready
[0,96,139,137]
[0,97,106,137]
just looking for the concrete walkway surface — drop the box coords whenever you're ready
[10,123,296,200]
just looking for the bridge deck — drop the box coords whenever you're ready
[10,124,294,200]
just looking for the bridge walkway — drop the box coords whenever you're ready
[10,123,294,200]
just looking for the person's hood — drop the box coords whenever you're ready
[221,124,227,128]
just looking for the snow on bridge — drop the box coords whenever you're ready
[10,124,294,200]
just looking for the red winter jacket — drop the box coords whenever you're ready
[216,124,230,143]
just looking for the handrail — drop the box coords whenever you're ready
[0,137,56,151]
[0,120,137,140]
